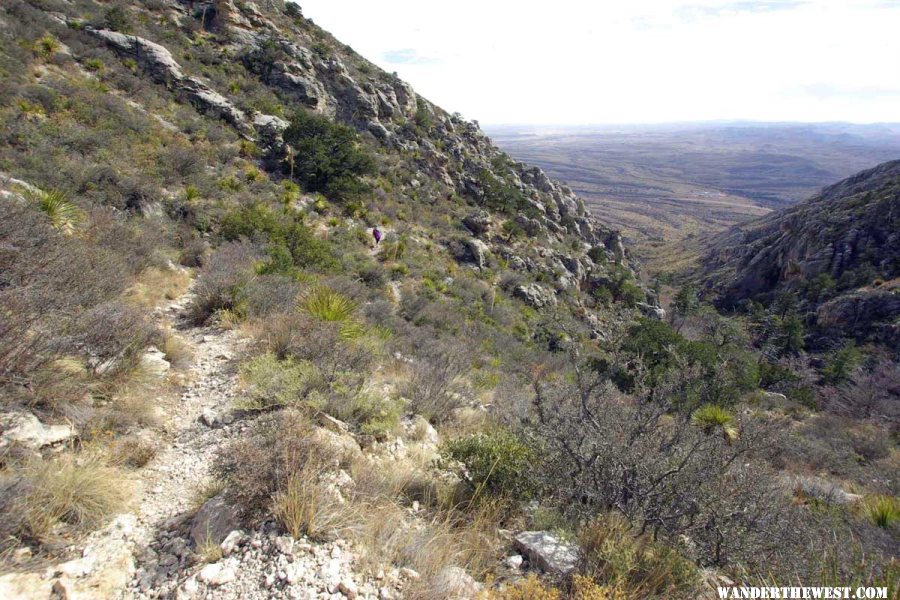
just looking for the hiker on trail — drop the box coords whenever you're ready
[372,226,382,247]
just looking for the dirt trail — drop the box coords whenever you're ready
[122,286,248,597]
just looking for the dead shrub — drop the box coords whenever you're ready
[110,435,158,468]
[212,410,342,517]
[402,339,470,423]
[189,240,261,324]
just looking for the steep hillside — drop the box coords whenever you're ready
[702,160,900,348]
[1,2,897,599]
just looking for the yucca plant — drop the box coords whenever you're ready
[860,495,900,529]
[299,287,357,322]
[28,188,82,234]
[691,404,738,444]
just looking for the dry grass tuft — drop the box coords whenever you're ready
[273,469,360,541]
[124,266,191,310]
[13,452,130,544]
[110,435,158,468]
[161,330,194,370]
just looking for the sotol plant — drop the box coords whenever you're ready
[299,287,357,322]
[691,404,738,444]
[28,188,83,234]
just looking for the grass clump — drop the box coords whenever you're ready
[299,286,358,322]
[273,470,359,541]
[26,188,82,234]
[577,513,698,599]
[690,404,738,443]
[10,453,130,545]
[860,496,899,529]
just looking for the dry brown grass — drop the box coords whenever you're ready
[195,529,224,563]
[161,330,194,370]
[273,469,361,541]
[190,478,226,513]
[110,435,158,468]
[124,265,191,310]
[14,451,130,544]
[349,454,503,598]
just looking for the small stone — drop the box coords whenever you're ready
[158,553,178,567]
[198,563,236,586]
[220,530,245,556]
[378,587,395,600]
[13,546,32,563]
[286,564,304,584]
[505,554,524,569]
[338,580,358,598]
[399,567,420,580]
[50,580,68,599]
[176,576,199,600]
[275,535,295,555]
[199,409,217,427]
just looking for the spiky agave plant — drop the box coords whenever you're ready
[298,287,357,322]
[691,404,738,444]
[29,188,82,234]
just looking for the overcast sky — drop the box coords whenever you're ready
[295,0,900,125]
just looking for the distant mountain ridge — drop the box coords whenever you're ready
[701,159,900,348]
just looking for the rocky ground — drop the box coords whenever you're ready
[0,285,399,599]
[2,280,550,599]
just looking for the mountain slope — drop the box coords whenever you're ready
[701,159,900,346]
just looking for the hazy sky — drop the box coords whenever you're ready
[295,0,900,125]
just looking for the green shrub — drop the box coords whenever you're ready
[103,6,133,33]
[822,341,862,384]
[325,391,403,439]
[474,169,539,217]
[221,203,337,272]
[441,429,537,500]
[238,353,320,411]
[283,110,374,201]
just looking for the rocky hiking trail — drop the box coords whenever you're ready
[2,280,571,600]
[123,286,375,600]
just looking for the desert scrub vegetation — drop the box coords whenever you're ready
[0,451,129,553]
[237,352,320,411]
[282,109,375,202]
[441,429,538,501]
[576,513,699,597]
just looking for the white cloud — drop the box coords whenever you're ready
[295,0,900,124]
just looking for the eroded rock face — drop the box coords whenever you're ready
[513,531,578,575]
[87,27,284,149]
[514,284,557,309]
[704,160,900,319]
[0,410,74,450]
[816,288,900,345]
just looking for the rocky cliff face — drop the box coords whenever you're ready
[47,0,633,314]
[702,159,900,345]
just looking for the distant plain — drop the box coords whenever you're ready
[488,122,900,272]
